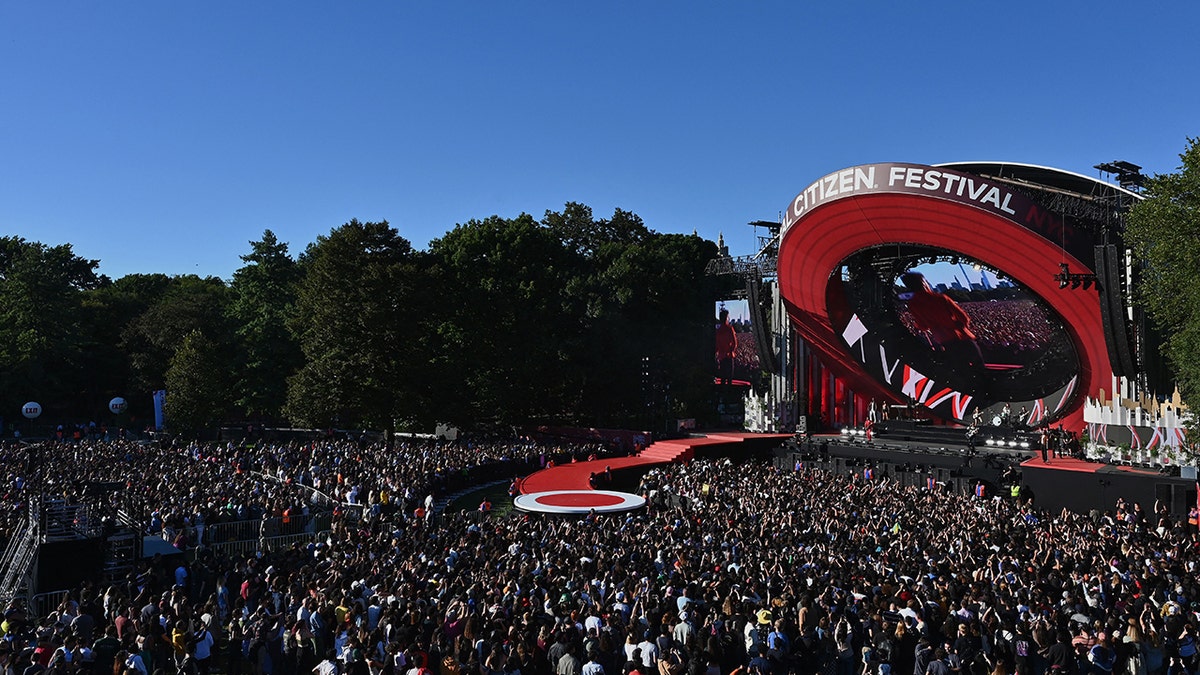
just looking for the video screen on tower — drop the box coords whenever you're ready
[715,299,758,387]
[833,246,1079,421]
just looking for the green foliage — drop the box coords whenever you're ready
[227,230,302,420]
[427,213,583,425]
[164,330,229,435]
[0,237,102,417]
[541,205,718,427]
[10,204,723,433]
[120,275,232,392]
[285,220,423,430]
[81,274,174,411]
[1126,138,1200,409]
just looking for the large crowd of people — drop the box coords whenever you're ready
[0,437,611,548]
[899,300,1060,361]
[1,438,1197,675]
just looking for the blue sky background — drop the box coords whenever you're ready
[3,2,1197,280]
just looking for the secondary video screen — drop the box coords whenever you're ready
[715,299,759,387]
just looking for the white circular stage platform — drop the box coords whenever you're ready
[513,490,645,515]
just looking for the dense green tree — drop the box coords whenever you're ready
[540,205,719,428]
[427,213,583,425]
[227,230,302,421]
[77,273,176,421]
[541,202,648,256]
[578,232,718,427]
[164,330,229,435]
[0,237,103,421]
[4,204,723,433]
[120,275,231,392]
[1126,137,1200,409]
[285,220,423,431]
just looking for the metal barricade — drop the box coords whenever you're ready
[203,512,328,547]
[204,519,262,545]
[205,530,333,558]
[30,589,70,618]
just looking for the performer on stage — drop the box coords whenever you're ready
[715,307,738,386]
[900,272,986,387]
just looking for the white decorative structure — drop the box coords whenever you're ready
[1083,375,1192,466]
[743,388,796,433]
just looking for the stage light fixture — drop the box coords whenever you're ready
[985,439,996,446]
[1020,441,1030,449]
[1008,440,1018,448]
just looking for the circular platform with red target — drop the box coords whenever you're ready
[513,490,645,514]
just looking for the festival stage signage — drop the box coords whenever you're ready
[777,162,1113,429]
[782,163,1096,267]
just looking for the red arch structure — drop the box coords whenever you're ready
[777,163,1111,430]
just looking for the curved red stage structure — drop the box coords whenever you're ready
[777,162,1113,430]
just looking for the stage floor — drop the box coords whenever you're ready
[514,432,791,514]
[1019,454,1166,476]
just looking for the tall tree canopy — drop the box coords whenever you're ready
[227,230,302,421]
[1126,137,1200,409]
[427,213,583,425]
[541,204,718,427]
[119,275,231,393]
[164,330,228,435]
[0,238,103,418]
[7,204,723,433]
[285,220,423,431]
[77,274,180,422]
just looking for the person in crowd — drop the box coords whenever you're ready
[5,433,1200,675]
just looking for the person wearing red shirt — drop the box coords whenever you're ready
[900,272,985,376]
[715,308,738,385]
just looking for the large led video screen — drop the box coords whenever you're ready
[715,299,759,387]
[832,246,1079,423]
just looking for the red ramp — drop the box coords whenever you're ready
[518,433,791,494]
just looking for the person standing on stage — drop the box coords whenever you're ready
[716,307,738,386]
[900,272,986,380]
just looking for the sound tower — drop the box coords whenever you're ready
[1094,245,1137,378]
[745,277,780,373]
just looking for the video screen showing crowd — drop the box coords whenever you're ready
[715,301,762,425]
[715,301,759,389]
[837,247,1080,429]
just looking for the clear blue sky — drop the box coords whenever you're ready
[3,2,1197,281]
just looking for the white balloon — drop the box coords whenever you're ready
[21,402,42,419]
[109,397,128,414]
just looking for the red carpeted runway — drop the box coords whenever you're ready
[1019,455,1164,476]
[1019,455,1104,473]
[518,432,792,494]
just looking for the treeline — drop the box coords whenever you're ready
[0,204,725,434]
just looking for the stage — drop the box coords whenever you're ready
[508,424,1194,516]
[780,435,1194,515]
[1018,454,1194,514]
[515,432,791,514]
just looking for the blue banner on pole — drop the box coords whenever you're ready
[153,390,166,430]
